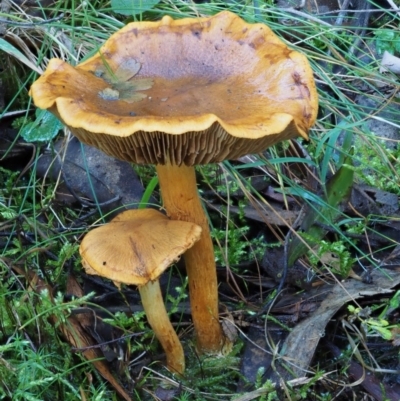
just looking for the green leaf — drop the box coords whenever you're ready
[0,209,17,220]
[20,109,63,142]
[111,0,160,16]
[372,326,393,341]
[389,291,400,309]
[366,318,389,328]
[374,29,400,55]
[347,305,357,313]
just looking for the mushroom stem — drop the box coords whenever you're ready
[139,280,185,374]
[156,162,224,354]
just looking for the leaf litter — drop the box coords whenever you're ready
[96,57,153,103]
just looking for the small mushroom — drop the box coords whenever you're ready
[80,208,202,374]
[30,11,318,354]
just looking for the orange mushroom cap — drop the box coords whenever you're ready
[30,11,318,166]
[80,209,202,285]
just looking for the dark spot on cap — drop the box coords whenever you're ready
[192,30,201,39]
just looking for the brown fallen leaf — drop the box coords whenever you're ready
[273,267,400,380]
[56,314,132,401]
[35,137,147,214]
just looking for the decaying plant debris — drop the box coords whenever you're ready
[1,0,400,400]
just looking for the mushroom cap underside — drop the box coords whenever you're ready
[30,11,318,165]
[80,209,202,285]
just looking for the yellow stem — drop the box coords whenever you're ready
[139,280,185,374]
[156,162,224,354]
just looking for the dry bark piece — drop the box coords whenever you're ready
[80,208,202,374]
[30,10,318,354]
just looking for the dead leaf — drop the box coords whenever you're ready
[57,314,131,401]
[155,387,179,401]
[115,59,142,81]
[380,50,400,74]
[98,87,120,100]
[35,137,147,213]
[273,267,400,379]
[95,57,153,103]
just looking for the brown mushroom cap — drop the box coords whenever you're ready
[79,209,202,285]
[30,11,318,166]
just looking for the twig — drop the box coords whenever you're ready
[385,0,400,16]
[70,332,144,353]
[1,109,31,118]
[277,7,332,27]
[334,0,352,27]
[316,8,400,15]
[0,0,11,35]
[0,14,64,27]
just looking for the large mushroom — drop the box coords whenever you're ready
[30,11,318,354]
[80,208,202,374]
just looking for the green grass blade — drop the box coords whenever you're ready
[138,175,158,209]
[288,153,354,266]
[0,38,41,74]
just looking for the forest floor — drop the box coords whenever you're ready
[0,1,400,400]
